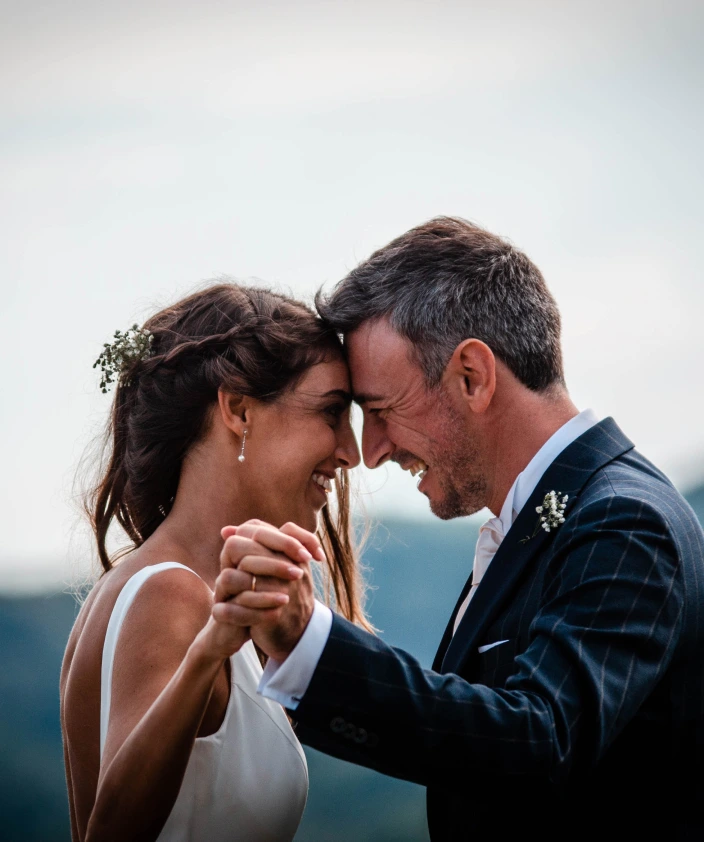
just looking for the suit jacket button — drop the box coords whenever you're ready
[330,716,346,733]
[353,727,367,744]
[343,723,357,740]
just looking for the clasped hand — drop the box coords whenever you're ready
[212,519,324,662]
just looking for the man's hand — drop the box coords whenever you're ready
[215,519,324,661]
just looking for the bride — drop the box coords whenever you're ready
[60,282,368,842]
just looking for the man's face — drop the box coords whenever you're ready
[346,319,488,519]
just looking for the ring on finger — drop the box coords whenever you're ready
[251,574,257,592]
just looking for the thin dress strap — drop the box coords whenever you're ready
[100,562,202,759]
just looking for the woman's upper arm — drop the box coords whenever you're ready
[101,569,213,770]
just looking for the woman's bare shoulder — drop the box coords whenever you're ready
[109,568,215,683]
[62,561,212,690]
[118,564,214,643]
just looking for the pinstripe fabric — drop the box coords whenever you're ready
[293,419,704,841]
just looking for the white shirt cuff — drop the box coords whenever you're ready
[257,600,333,710]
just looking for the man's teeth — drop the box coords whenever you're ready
[312,473,333,492]
[406,460,429,478]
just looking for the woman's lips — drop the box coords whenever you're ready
[312,472,333,492]
[310,472,333,504]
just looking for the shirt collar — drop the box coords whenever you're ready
[496,408,600,534]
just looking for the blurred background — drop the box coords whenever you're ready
[1,0,703,839]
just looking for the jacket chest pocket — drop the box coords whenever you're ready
[470,561,547,685]
[475,602,534,685]
[475,637,520,686]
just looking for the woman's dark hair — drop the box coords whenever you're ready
[87,282,370,629]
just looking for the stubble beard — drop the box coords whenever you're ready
[430,455,486,520]
[428,397,487,520]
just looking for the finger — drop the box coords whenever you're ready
[220,535,284,570]
[215,564,300,603]
[233,523,314,563]
[235,518,270,530]
[280,521,327,562]
[232,591,290,609]
[212,601,285,626]
[214,568,254,603]
[220,525,238,541]
[237,555,305,582]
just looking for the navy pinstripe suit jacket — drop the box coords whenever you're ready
[293,419,704,841]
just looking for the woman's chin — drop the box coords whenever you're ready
[301,507,321,534]
[277,504,320,534]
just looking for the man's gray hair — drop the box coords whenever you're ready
[315,217,564,391]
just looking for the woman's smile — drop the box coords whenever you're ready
[310,471,333,505]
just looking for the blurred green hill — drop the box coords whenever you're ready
[1,489,703,842]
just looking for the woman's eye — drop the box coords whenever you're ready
[324,404,346,420]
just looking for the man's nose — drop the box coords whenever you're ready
[362,416,393,469]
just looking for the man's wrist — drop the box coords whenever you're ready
[257,601,333,709]
[285,601,316,657]
[258,601,315,662]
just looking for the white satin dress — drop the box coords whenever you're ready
[100,562,308,841]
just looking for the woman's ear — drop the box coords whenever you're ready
[445,339,496,414]
[217,389,250,436]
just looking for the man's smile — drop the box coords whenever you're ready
[394,454,429,479]
[406,459,428,478]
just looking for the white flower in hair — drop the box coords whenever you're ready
[93,324,154,393]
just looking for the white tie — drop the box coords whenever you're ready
[452,515,505,635]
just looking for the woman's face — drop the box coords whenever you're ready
[241,355,361,532]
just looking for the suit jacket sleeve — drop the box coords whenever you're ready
[292,495,684,787]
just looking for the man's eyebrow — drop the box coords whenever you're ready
[353,392,385,405]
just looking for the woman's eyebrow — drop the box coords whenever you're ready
[319,389,353,403]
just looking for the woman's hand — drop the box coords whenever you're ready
[197,548,305,663]
[216,520,324,660]
[219,519,326,567]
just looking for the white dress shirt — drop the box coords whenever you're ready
[259,408,600,710]
[452,407,599,633]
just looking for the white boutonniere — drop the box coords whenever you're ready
[520,491,569,543]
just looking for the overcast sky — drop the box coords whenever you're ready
[2,0,703,591]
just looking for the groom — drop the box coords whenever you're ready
[226,218,704,840]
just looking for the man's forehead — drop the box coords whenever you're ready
[345,319,418,400]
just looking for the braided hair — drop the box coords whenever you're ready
[87,282,370,629]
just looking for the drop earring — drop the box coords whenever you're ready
[238,430,247,463]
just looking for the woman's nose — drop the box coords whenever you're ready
[335,420,361,469]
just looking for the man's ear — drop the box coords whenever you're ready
[445,339,496,414]
[217,389,250,436]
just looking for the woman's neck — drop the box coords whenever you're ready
[140,443,246,590]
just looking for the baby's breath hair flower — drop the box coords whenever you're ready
[93,324,154,393]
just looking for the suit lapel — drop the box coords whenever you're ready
[439,417,635,675]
